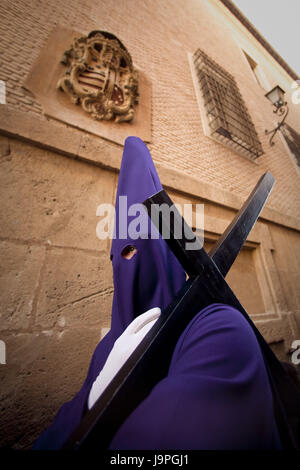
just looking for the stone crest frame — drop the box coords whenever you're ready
[57,31,139,123]
[24,26,151,145]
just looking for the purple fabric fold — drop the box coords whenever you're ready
[109,303,282,449]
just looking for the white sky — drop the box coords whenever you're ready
[232,0,300,76]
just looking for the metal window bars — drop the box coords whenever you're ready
[193,49,264,160]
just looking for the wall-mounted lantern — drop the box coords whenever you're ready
[265,85,289,146]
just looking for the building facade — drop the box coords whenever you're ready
[0,0,299,448]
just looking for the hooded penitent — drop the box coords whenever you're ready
[33,137,281,450]
[33,136,186,449]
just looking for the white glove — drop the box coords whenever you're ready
[88,307,161,410]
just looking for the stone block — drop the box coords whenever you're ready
[78,133,122,170]
[0,137,11,160]
[0,139,116,251]
[0,327,102,448]
[35,247,113,329]
[0,241,46,330]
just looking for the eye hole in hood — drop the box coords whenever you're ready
[121,245,137,260]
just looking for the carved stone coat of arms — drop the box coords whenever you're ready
[57,30,139,123]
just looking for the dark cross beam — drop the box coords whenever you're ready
[64,172,300,450]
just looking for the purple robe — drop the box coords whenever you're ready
[33,137,281,450]
[110,303,282,449]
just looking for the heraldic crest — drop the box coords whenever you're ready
[57,31,139,123]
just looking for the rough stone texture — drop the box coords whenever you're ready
[0,137,116,252]
[0,135,116,448]
[0,137,11,160]
[0,327,102,449]
[35,247,113,329]
[256,312,299,355]
[0,242,46,331]
[204,240,265,315]
[269,224,300,331]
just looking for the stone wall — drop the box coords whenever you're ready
[0,0,299,217]
[0,136,116,448]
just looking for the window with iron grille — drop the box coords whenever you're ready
[193,49,264,160]
[281,123,300,169]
